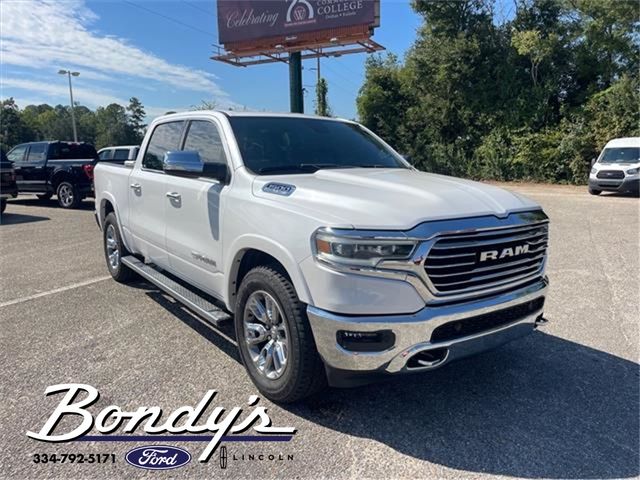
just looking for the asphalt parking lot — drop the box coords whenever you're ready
[1,184,638,479]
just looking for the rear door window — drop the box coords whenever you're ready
[27,143,46,162]
[113,149,130,160]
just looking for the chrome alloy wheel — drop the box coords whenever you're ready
[105,224,120,270]
[58,184,74,207]
[243,290,290,380]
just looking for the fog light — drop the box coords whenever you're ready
[336,330,395,352]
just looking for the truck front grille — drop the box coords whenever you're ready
[596,170,624,179]
[424,222,548,296]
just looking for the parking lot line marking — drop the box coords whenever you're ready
[0,276,111,308]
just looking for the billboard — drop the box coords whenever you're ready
[217,0,377,45]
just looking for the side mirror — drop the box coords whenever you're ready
[163,150,229,184]
[591,157,597,166]
[163,151,203,177]
[124,160,135,168]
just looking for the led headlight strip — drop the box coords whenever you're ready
[313,228,416,268]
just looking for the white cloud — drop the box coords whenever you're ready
[2,77,127,108]
[0,0,232,103]
[2,78,193,122]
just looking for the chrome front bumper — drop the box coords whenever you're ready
[307,277,548,374]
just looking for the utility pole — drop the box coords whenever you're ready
[289,52,303,113]
[58,70,80,142]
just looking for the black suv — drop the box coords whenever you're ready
[1,149,18,214]
[7,141,98,209]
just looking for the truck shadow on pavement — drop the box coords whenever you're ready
[143,289,638,479]
[0,211,49,225]
[288,332,640,479]
[8,197,95,211]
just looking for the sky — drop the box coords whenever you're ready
[1,0,422,120]
[0,0,515,121]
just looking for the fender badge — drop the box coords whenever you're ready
[263,183,296,196]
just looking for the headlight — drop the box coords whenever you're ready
[313,228,416,268]
[590,167,597,174]
[626,167,639,175]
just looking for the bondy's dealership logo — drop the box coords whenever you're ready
[125,446,191,470]
[26,384,296,463]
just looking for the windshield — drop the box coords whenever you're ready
[227,116,407,175]
[599,147,640,163]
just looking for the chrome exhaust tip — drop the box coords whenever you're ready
[406,347,449,370]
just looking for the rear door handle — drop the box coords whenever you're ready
[130,183,141,190]
[166,192,181,200]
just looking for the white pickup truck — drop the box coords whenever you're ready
[94,111,549,402]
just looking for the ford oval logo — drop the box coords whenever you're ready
[125,445,191,470]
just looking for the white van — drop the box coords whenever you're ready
[589,137,640,195]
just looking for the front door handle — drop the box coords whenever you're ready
[130,183,141,190]
[166,192,181,200]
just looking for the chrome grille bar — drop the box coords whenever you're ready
[424,221,548,296]
[428,252,546,277]
[430,229,547,250]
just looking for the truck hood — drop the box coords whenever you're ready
[252,168,540,230]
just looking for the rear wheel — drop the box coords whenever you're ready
[588,187,602,196]
[56,181,81,209]
[235,265,326,403]
[0,199,6,214]
[103,212,135,283]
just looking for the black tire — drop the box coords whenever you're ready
[56,181,81,209]
[235,265,326,403]
[103,212,135,283]
[588,187,601,196]
[0,199,6,214]
[36,193,52,201]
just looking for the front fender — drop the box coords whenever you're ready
[225,234,313,308]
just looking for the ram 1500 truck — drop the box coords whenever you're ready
[7,141,98,209]
[94,111,550,402]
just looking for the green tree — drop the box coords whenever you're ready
[127,97,146,142]
[356,0,639,184]
[95,103,137,148]
[0,98,32,151]
[314,78,331,117]
[357,54,412,154]
[192,100,218,110]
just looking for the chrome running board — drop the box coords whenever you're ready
[121,256,232,325]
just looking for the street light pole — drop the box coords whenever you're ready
[58,70,80,142]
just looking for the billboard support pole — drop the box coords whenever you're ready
[289,52,304,113]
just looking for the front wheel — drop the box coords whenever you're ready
[235,266,326,403]
[0,199,6,214]
[103,212,135,283]
[56,182,81,209]
[588,187,602,196]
